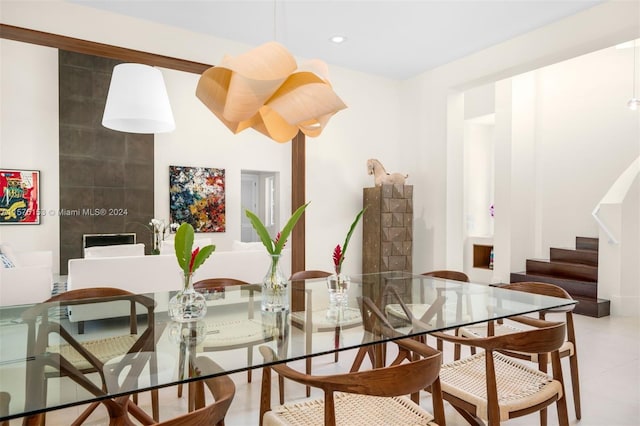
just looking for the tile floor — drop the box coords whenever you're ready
[6,312,639,425]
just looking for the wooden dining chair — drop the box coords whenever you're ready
[21,287,161,425]
[258,336,445,426]
[431,317,569,426]
[287,270,362,401]
[78,355,235,426]
[176,278,273,399]
[384,270,470,355]
[154,356,235,426]
[457,281,581,420]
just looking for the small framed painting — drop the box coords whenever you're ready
[169,165,225,232]
[0,169,40,225]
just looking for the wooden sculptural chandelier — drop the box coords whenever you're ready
[195,42,347,143]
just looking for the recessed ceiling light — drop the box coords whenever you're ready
[330,35,347,44]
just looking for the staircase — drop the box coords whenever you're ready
[510,237,610,318]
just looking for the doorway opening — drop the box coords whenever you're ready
[241,170,279,242]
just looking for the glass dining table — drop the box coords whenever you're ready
[0,271,577,423]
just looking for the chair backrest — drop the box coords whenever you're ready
[422,270,470,282]
[156,356,235,426]
[194,277,256,318]
[501,281,571,299]
[499,281,577,348]
[500,281,576,320]
[259,338,445,425]
[464,318,566,354]
[44,286,138,302]
[289,270,332,281]
[194,278,250,291]
[22,287,155,335]
[19,287,160,420]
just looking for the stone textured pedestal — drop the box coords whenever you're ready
[362,185,413,303]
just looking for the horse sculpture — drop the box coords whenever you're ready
[367,159,408,186]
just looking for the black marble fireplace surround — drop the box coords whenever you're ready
[58,51,154,274]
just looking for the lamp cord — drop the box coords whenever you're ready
[273,0,277,41]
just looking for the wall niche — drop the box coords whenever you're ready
[58,51,154,274]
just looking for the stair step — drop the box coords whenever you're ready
[572,295,611,318]
[576,236,598,252]
[510,272,609,317]
[510,272,598,299]
[550,247,598,267]
[526,259,598,283]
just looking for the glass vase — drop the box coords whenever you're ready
[168,272,207,322]
[261,254,289,312]
[326,273,350,308]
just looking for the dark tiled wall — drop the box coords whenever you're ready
[59,51,154,274]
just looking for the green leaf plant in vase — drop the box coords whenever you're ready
[328,207,366,309]
[246,202,309,312]
[168,223,215,322]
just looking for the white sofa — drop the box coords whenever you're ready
[159,238,214,255]
[84,243,146,258]
[66,248,291,325]
[0,249,53,306]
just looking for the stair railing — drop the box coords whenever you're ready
[591,156,639,245]
[591,205,618,245]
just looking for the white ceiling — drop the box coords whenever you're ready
[70,0,604,80]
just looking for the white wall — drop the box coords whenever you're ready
[1,0,639,306]
[534,44,639,253]
[463,121,494,237]
[509,72,537,273]
[0,39,59,266]
[154,68,293,252]
[405,1,639,291]
[0,0,401,276]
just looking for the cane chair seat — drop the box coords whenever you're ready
[46,334,139,372]
[259,335,446,426]
[290,306,362,332]
[263,392,439,426]
[202,318,272,347]
[456,281,581,420]
[190,278,271,384]
[431,316,569,426]
[439,351,563,421]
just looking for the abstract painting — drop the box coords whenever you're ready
[0,169,40,224]
[169,166,225,232]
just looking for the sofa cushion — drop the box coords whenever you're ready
[84,243,146,258]
[232,240,264,251]
[0,244,18,267]
[160,238,214,255]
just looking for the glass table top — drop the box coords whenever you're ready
[0,271,576,421]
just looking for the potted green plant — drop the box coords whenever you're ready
[245,202,309,312]
[328,207,366,307]
[168,222,215,322]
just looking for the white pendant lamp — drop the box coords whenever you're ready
[102,63,175,133]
